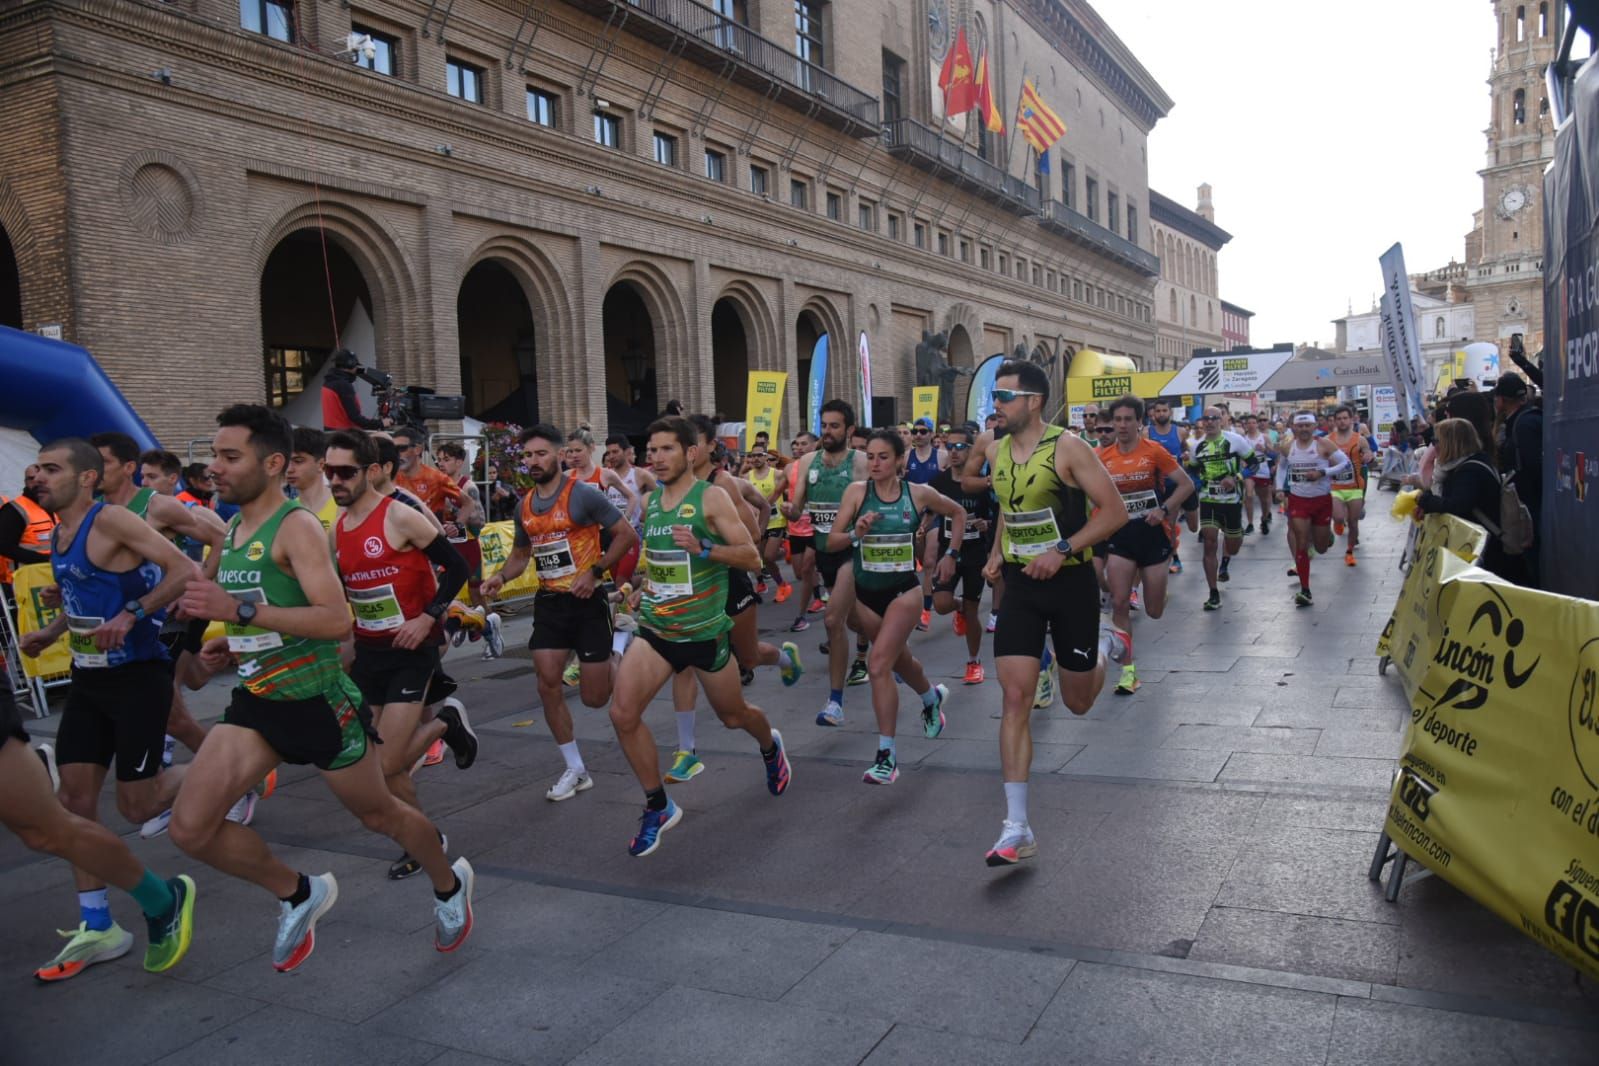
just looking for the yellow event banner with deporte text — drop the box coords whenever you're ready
[1376,537,1599,980]
[745,371,786,450]
[1065,371,1176,405]
[912,387,939,425]
[12,562,71,679]
[477,520,542,600]
[1375,514,1488,671]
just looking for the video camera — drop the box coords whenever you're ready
[338,353,466,429]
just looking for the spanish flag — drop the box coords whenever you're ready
[975,52,1004,134]
[937,27,977,116]
[1016,79,1067,154]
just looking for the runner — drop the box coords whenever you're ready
[827,429,963,783]
[785,432,820,628]
[1327,404,1372,566]
[928,422,994,684]
[979,361,1131,866]
[745,446,791,601]
[328,431,478,880]
[1097,396,1194,695]
[479,424,638,801]
[1276,411,1352,606]
[904,416,944,630]
[609,416,791,856]
[1188,406,1256,611]
[170,404,474,971]
[603,432,655,587]
[1239,414,1274,537]
[17,439,202,980]
[288,427,339,532]
[0,673,196,980]
[392,428,463,524]
[784,400,868,726]
[434,442,488,608]
[1145,399,1193,574]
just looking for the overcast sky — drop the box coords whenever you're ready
[1103,0,1516,348]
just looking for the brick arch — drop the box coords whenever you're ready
[712,279,777,370]
[797,294,848,404]
[460,234,573,395]
[254,199,420,379]
[606,260,690,410]
[0,178,47,329]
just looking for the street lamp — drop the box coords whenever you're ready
[621,342,649,407]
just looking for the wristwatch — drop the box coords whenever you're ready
[424,603,447,620]
[123,599,146,621]
[698,537,714,559]
[590,563,606,580]
[235,600,258,625]
[1054,538,1074,557]
[943,548,958,558]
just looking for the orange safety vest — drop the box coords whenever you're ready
[517,475,602,595]
[0,495,58,584]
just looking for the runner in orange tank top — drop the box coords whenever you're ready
[1327,405,1372,566]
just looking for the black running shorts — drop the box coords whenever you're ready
[1105,519,1174,569]
[350,644,440,708]
[726,569,760,616]
[992,563,1099,673]
[933,560,987,601]
[1199,501,1244,537]
[640,628,731,674]
[814,547,850,589]
[221,685,376,772]
[855,578,920,620]
[528,590,614,663]
[56,659,171,781]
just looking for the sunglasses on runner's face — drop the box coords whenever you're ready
[948,442,970,451]
[991,389,1041,404]
[324,464,364,481]
[1096,426,1115,434]
[911,428,930,435]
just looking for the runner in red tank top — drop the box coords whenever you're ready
[328,431,479,880]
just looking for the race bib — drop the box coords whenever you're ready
[66,615,108,669]
[860,533,915,573]
[644,548,694,599]
[225,588,284,654]
[348,584,404,633]
[944,514,981,541]
[1123,490,1159,515]
[1289,463,1318,484]
[532,538,576,579]
[1003,508,1062,558]
[806,502,839,533]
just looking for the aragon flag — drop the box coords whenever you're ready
[938,28,978,116]
[975,51,1004,133]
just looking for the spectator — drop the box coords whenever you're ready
[321,349,384,429]
[1491,373,1542,586]
[484,462,517,523]
[1415,419,1518,581]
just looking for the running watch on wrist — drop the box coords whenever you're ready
[698,537,714,559]
[123,599,146,621]
[1055,538,1074,557]
[234,600,257,625]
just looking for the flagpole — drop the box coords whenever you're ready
[1002,64,1030,179]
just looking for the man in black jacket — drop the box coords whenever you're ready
[1491,374,1542,586]
[321,350,385,430]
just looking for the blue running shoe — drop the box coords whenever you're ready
[764,729,791,796]
[779,642,804,687]
[816,699,844,727]
[628,799,682,857]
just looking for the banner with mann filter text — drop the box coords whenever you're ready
[745,371,786,450]
[478,520,542,600]
[1375,534,1599,980]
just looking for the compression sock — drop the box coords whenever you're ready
[558,741,585,773]
[644,787,668,812]
[128,872,175,921]
[856,638,869,656]
[1004,781,1029,825]
[282,874,311,908]
[829,688,844,706]
[922,594,933,611]
[1295,551,1311,590]
[78,889,112,932]
[675,711,696,754]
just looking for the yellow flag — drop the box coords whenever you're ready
[913,387,940,425]
[13,563,71,679]
[746,372,787,450]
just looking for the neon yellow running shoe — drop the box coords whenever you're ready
[34,922,133,983]
[143,875,197,973]
[562,659,581,687]
[664,750,704,782]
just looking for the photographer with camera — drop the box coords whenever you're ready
[322,349,387,430]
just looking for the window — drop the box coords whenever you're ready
[750,164,770,196]
[1046,270,1055,291]
[1435,315,1446,339]
[882,50,905,124]
[790,179,808,209]
[447,59,483,103]
[1062,160,1075,209]
[1085,177,1098,223]
[264,348,320,407]
[1516,4,1525,41]
[858,201,875,231]
[1073,279,1082,300]
[1169,289,1177,318]
[653,132,678,167]
[527,88,558,127]
[1539,2,1549,36]
[937,232,949,255]
[1031,264,1041,287]
[1035,166,1048,198]
[1107,191,1120,233]
[241,0,294,41]
[795,0,826,88]
[998,252,1008,274]
[960,239,971,263]
[704,149,727,182]
[914,221,927,249]
[826,190,842,220]
[980,246,990,269]
[352,25,397,75]
[1126,203,1138,244]
[1513,88,1526,125]
[888,213,901,240]
[594,112,620,148]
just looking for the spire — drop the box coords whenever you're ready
[1196,183,1214,222]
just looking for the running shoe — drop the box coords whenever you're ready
[1099,623,1132,665]
[1129,588,1142,612]
[139,810,173,839]
[434,857,476,953]
[779,641,804,687]
[546,768,593,801]
[1115,663,1140,695]
[421,738,447,768]
[35,743,59,792]
[764,729,791,796]
[816,699,845,727]
[984,820,1037,867]
[1295,589,1314,608]
[483,613,505,658]
[562,659,581,687]
[953,611,966,636]
[775,582,793,604]
[1168,557,1183,574]
[921,683,948,739]
[1286,566,1299,577]
[143,875,197,974]
[273,873,338,973]
[740,667,755,687]
[1261,518,1271,535]
[846,658,869,686]
[807,597,825,614]
[862,748,898,785]
[162,734,175,769]
[756,580,768,595]
[917,608,931,631]
[34,922,133,982]
[628,798,682,857]
[1218,560,1231,582]
[789,616,811,633]
[819,640,830,655]
[226,791,257,828]
[1244,523,1255,535]
[664,750,704,782]
[1334,520,1346,536]
[390,831,448,880]
[1345,551,1357,567]
[985,612,997,633]
[1203,590,1222,611]
[1033,668,1056,710]
[436,698,478,769]
[963,660,985,685]
[255,768,278,800]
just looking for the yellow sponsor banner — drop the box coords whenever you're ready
[1378,546,1599,980]
[477,520,541,599]
[912,387,939,425]
[1065,371,1175,404]
[12,563,70,679]
[1376,514,1489,666]
[745,371,787,450]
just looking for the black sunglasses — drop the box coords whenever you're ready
[324,464,364,481]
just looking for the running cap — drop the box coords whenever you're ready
[1292,413,1317,426]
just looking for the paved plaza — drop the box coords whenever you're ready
[1,511,1594,1064]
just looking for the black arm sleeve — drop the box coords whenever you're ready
[1510,349,1544,387]
[421,534,471,613]
[330,377,383,429]
[0,505,48,566]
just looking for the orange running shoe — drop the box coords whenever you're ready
[963,660,985,685]
[953,611,967,636]
[917,608,931,631]
[1333,520,1346,536]
[775,582,793,604]
[1345,551,1357,567]
[255,768,278,800]
[422,738,446,768]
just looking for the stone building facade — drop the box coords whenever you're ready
[1148,184,1228,371]
[0,0,1171,443]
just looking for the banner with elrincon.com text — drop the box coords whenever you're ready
[1376,514,1488,674]
[744,371,786,451]
[1376,539,1599,980]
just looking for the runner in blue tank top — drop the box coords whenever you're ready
[904,417,945,626]
[1145,398,1194,574]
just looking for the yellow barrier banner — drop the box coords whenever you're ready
[1379,548,1599,980]
[745,372,786,450]
[478,520,541,599]
[912,387,939,425]
[13,563,70,679]
[1065,371,1176,404]
[1376,514,1489,668]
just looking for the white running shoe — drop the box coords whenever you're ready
[139,810,173,839]
[226,791,258,827]
[1098,622,1132,665]
[546,768,594,802]
[985,820,1038,866]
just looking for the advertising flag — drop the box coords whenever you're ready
[807,334,829,436]
[1378,243,1431,423]
[967,353,1005,424]
[1016,79,1067,154]
[975,52,1004,133]
[744,371,786,450]
[857,331,873,425]
[937,28,977,116]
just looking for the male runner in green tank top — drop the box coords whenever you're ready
[609,416,792,858]
[171,404,474,972]
[978,361,1133,868]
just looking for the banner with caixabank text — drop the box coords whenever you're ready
[1376,519,1599,979]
